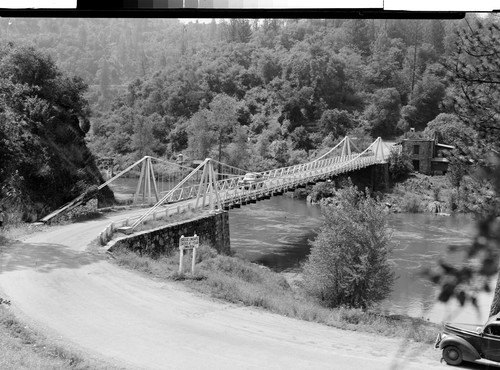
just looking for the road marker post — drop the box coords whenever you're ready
[179,234,199,274]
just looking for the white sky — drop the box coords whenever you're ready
[0,0,497,11]
[0,0,76,8]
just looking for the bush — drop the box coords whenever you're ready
[388,149,413,181]
[309,181,336,203]
[400,194,423,213]
[302,184,395,309]
[198,256,265,284]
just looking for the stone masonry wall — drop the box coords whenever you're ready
[336,163,389,193]
[108,211,230,258]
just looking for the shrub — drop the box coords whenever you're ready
[302,184,395,309]
[400,194,423,213]
[195,244,218,263]
[198,256,265,284]
[388,149,413,181]
[309,181,335,203]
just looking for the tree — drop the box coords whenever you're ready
[388,149,413,181]
[427,19,445,54]
[364,33,406,94]
[362,87,401,137]
[208,94,240,164]
[398,70,446,132]
[289,126,313,151]
[345,19,371,57]
[317,109,354,138]
[227,19,252,43]
[424,113,476,149]
[427,17,500,316]
[187,109,213,159]
[302,184,395,309]
[98,58,111,105]
[268,139,289,167]
[447,19,500,156]
[225,125,249,169]
[0,43,113,220]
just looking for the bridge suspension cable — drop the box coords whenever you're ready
[42,136,395,236]
[124,136,394,231]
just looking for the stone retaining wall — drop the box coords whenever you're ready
[108,211,230,258]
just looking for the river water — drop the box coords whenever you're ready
[228,196,494,324]
[109,178,494,323]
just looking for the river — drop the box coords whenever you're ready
[228,196,493,324]
[109,178,494,324]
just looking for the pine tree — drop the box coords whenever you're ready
[430,17,500,315]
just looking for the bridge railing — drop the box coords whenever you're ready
[212,153,380,207]
[154,152,379,207]
[98,138,393,245]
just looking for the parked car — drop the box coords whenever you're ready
[238,172,264,189]
[435,313,500,366]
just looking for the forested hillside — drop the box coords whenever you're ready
[1,15,497,181]
[0,43,113,221]
[1,16,478,172]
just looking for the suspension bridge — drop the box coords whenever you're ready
[40,136,397,244]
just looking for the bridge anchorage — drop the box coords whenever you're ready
[39,136,396,245]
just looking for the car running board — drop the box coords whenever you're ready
[475,358,500,367]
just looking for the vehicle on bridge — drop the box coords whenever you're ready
[238,172,264,189]
[435,313,500,366]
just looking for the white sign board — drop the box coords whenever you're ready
[178,234,199,274]
[179,235,199,250]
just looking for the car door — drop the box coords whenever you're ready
[481,324,500,362]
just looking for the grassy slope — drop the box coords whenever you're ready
[113,245,441,344]
[0,304,84,370]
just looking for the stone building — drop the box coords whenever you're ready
[401,138,454,175]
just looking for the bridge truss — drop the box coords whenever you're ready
[40,136,396,244]
[109,136,394,238]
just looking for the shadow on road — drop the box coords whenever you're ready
[0,241,105,274]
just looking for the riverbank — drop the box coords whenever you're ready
[111,244,440,344]
[303,172,482,215]
[384,173,452,214]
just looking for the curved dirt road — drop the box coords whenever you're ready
[1,212,445,369]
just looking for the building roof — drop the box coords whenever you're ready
[436,143,455,150]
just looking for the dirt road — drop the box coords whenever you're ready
[0,212,446,369]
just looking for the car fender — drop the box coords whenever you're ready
[439,335,481,362]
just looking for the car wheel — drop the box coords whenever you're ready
[442,345,463,366]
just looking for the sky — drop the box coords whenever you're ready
[0,0,497,11]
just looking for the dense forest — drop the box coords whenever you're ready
[0,43,113,221]
[0,16,490,173]
[1,15,499,221]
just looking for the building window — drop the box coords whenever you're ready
[413,145,420,155]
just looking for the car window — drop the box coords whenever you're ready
[485,325,500,337]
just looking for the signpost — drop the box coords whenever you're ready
[179,234,199,274]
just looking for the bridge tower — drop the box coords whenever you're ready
[134,156,160,205]
[341,137,351,157]
[195,159,222,212]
